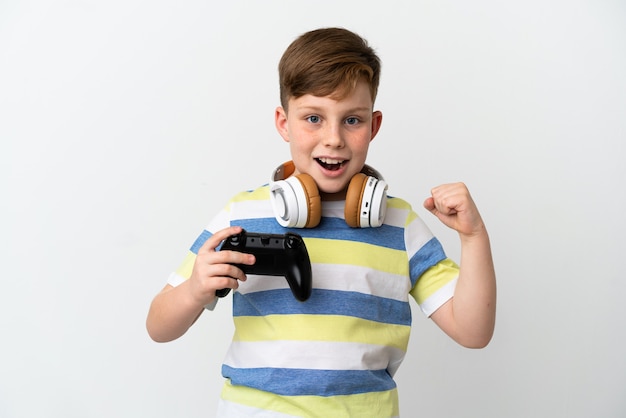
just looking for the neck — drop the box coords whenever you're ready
[320,190,347,201]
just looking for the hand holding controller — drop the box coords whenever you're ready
[216,229,312,301]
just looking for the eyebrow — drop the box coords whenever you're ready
[296,106,372,114]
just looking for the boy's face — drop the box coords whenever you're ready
[275,80,383,199]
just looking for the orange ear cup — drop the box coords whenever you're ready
[296,173,322,228]
[344,173,368,228]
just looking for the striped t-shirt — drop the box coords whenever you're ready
[168,185,459,417]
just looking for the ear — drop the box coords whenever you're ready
[370,110,383,141]
[275,106,290,142]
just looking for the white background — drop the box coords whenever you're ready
[1,1,625,417]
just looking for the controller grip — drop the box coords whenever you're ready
[215,288,231,298]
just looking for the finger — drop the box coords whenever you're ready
[435,200,458,216]
[210,265,248,296]
[208,249,255,267]
[198,226,243,254]
[207,263,249,283]
[431,187,461,215]
[423,196,435,211]
[426,189,457,216]
[204,231,256,265]
[226,251,256,266]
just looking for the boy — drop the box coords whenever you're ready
[147,27,496,417]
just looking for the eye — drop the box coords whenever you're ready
[306,115,321,124]
[345,117,360,125]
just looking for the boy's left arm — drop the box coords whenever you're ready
[423,183,496,348]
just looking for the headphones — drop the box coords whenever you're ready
[269,161,388,228]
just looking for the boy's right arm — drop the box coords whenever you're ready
[146,226,255,342]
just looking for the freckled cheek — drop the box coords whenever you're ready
[292,128,323,147]
[288,136,317,156]
[347,133,373,148]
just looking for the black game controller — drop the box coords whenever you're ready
[216,229,312,301]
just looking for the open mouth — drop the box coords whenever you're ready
[316,157,346,171]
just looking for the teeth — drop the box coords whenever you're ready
[318,158,344,165]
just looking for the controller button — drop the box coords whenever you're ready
[286,235,297,249]
[229,234,242,247]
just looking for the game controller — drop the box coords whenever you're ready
[216,229,312,301]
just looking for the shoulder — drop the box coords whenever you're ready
[227,184,271,204]
[384,195,422,228]
[222,184,276,229]
[386,195,413,211]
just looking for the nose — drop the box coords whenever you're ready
[322,123,345,148]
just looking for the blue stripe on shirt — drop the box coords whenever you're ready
[409,237,448,287]
[189,217,406,254]
[190,229,212,254]
[222,365,396,396]
[234,217,406,251]
[233,288,412,326]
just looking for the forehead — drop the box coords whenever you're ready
[288,80,373,112]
